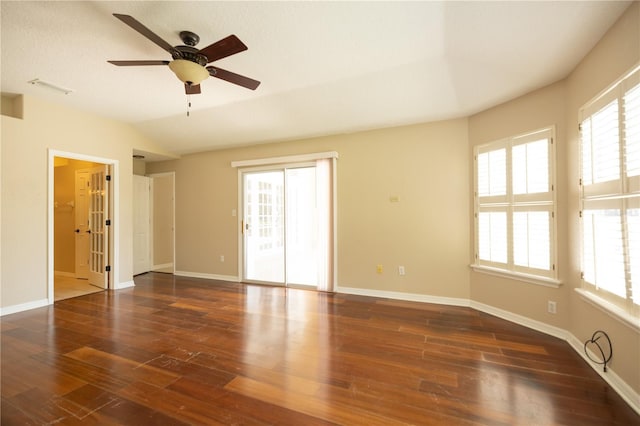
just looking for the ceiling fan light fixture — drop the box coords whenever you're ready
[168,59,209,86]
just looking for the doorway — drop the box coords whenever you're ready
[49,151,116,302]
[240,158,335,291]
[132,172,175,276]
[149,173,175,274]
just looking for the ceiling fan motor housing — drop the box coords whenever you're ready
[172,45,208,66]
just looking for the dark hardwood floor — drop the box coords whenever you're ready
[2,272,638,425]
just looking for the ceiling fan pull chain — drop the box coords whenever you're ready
[187,94,191,117]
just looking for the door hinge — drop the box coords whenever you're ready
[105,265,111,272]
[106,175,112,181]
[553,264,556,271]
[551,211,555,219]
[550,137,554,145]
[105,219,111,226]
[579,211,583,218]
[580,271,584,280]
[579,178,582,186]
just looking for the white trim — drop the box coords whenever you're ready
[566,334,640,415]
[470,300,568,340]
[337,286,470,307]
[0,299,50,316]
[231,151,339,168]
[113,280,135,290]
[470,264,562,288]
[575,288,640,332]
[174,270,240,282]
[332,157,338,291]
[54,271,75,278]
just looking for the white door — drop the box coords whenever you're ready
[88,165,110,289]
[133,175,151,275]
[74,169,91,279]
[244,170,285,283]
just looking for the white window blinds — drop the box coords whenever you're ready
[579,65,640,313]
[474,128,556,279]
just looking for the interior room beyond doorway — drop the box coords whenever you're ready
[53,156,108,301]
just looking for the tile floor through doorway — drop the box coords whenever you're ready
[54,274,104,301]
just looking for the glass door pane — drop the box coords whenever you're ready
[286,167,317,286]
[244,171,285,283]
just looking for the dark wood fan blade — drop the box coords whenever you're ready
[185,84,201,95]
[113,14,178,56]
[108,60,170,66]
[208,66,260,90]
[198,35,247,63]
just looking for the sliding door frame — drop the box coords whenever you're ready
[233,152,338,290]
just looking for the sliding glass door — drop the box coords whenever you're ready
[243,166,318,286]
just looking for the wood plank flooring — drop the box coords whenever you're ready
[2,272,638,425]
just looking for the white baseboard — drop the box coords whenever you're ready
[470,300,569,340]
[337,286,470,307]
[0,298,50,316]
[54,271,75,278]
[174,270,240,282]
[566,334,640,415]
[152,263,173,271]
[113,280,135,290]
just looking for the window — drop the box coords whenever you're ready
[474,127,557,282]
[579,66,640,315]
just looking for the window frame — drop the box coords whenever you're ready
[579,64,640,318]
[473,126,559,285]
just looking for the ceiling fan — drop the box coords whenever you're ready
[108,13,260,95]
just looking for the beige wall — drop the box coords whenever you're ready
[133,159,146,176]
[468,81,568,327]
[147,118,471,298]
[53,159,100,274]
[469,2,640,396]
[1,95,172,308]
[565,2,640,396]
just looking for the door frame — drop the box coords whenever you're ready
[233,151,338,287]
[48,150,118,303]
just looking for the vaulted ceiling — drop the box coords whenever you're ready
[1,1,632,157]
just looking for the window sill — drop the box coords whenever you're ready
[470,264,562,288]
[574,288,640,333]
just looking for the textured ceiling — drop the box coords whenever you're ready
[0,1,632,158]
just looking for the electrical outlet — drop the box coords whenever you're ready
[220,255,225,262]
[547,301,557,314]
[398,266,405,275]
[376,264,383,274]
